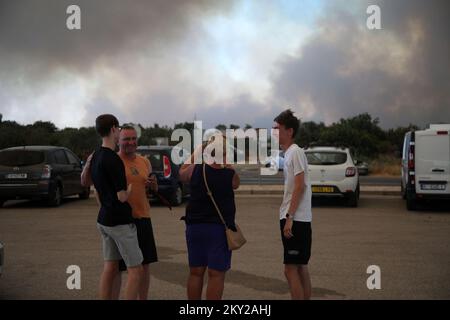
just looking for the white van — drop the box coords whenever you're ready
[401,124,450,210]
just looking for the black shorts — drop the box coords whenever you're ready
[119,217,158,271]
[280,219,312,265]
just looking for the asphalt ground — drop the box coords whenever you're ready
[0,194,449,300]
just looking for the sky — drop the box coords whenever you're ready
[0,0,449,130]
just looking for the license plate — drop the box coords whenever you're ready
[6,173,27,179]
[312,186,334,193]
[421,184,446,191]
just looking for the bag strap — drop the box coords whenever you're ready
[202,164,228,228]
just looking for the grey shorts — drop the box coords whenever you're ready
[97,223,143,268]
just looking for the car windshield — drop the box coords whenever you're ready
[306,151,347,165]
[0,150,45,167]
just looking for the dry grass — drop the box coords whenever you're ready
[369,155,402,176]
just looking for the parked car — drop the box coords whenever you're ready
[264,150,285,171]
[136,146,190,206]
[0,241,4,277]
[0,146,90,207]
[355,160,369,176]
[401,124,450,210]
[305,146,360,207]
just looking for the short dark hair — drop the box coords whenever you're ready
[274,109,299,138]
[120,124,136,132]
[95,114,119,137]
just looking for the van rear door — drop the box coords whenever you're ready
[415,129,450,195]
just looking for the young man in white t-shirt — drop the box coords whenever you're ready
[273,109,312,300]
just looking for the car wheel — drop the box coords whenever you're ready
[170,185,183,206]
[79,187,90,200]
[406,189,417,211]
[347,189,359,207]
[48,184,62,207]
[0,199,5,208]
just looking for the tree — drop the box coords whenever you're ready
[296,121,325,147]
[174,122,195,132]
[0,120,27,149]
[0,114,419,161]
[139,124,172,146]
[386,124,419,157]
[215,124,227,132]
[29,121,58,133]
[314,113,389,159]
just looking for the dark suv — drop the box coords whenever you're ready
[136,146,190,206]
[0,146,90,207]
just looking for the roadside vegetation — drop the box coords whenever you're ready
[0,113,418,176]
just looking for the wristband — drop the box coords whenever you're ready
[286,213,294,220]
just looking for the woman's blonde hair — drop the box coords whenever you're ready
[203,133,229,164]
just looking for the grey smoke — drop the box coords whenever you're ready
[271,0,450,128]
[0,0,448,129]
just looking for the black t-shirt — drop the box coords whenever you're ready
[91,147,133,226]
[185,164,236,228]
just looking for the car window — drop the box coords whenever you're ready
[0,150,45,167]
[53,150,69,165]
[306,151,347,165]
[65,150,80,165]
[137,151,163,171]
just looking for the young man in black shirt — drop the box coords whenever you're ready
[90,114,143,300]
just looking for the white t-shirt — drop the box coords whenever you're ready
[279,144,312,222]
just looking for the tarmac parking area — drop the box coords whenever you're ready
[0,195,449,299]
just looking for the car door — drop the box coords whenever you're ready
[401,132,410,193]
[52,149,73,196]
[415,130,450,195]
[65,149,83,195]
